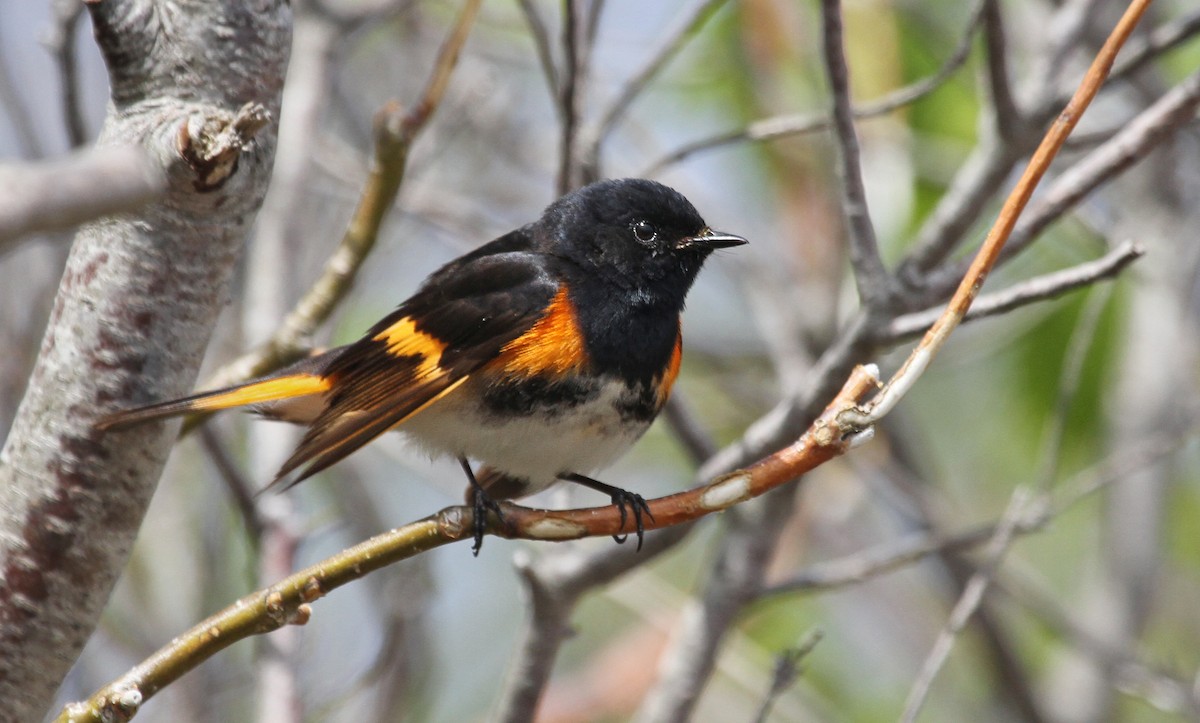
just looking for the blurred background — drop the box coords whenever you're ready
[3,0,1200,720]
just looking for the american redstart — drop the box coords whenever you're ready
[96,178,747,552]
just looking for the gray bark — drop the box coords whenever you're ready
[0,1,291,719]
[0,147,165,248]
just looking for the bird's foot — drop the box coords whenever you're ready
[561,473,655,551]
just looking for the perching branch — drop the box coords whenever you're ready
[57,366,880,723]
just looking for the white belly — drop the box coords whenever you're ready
[397,376,653,494]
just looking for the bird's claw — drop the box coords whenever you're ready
[471,487,504,556]
[609,489,654,551]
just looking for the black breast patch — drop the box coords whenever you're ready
[481,374,600,417]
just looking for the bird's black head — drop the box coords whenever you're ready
[536,178,746,308]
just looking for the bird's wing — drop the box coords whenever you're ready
[96,228,572,489]
[271,245,563,487]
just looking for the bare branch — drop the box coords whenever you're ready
[199,426,265,543]
[491,555,574,723]
[762,421,1184,601]
[841,0,1152,429]
[588,0,729,151]
[662,393,719,463]
[1108,8,1200,83]
[632,494,799,722]
[556,1,583,193]
[246,12,342,344]
[981,0,1024,141]
[490,503,702,720]
[899,487,1044,722]
[0,147,165,247]
[517,0,561,105]
[0,36,44,158]
[768,521,1037,597]
[922,68,1200,300]
[199,0,483,395]
[43,0,89,148]
[1001,70,1200,265]
[903,239,1118,721]
[643,0,986,176]
[1000,570,1200,717]
[819,0,890,309]
[60,367,880,723]
[895,133,1023,287]
[885,241,1144,342]
[750,631,823,723]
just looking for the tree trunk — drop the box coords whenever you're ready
[0,2,291,718]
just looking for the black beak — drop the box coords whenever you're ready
[682,227,749,250]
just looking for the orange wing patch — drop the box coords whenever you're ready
[491,288,586,376]
[372,316,448,374]
[656,328,683,406]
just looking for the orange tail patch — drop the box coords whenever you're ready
[96,373,332,430]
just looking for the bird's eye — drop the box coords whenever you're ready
[632,220,658,244]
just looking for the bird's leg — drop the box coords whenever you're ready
[460,457,503,556]
[560,473,654,551]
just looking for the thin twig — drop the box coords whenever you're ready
[999,69,1200,266]
[902,246,1119,721]
[923,68,1200,300]
[662,393,719,463]
[199,426,265,543]
[577,0,605,112]
[517,0,561,106]
[896,132,1023,286]
[1033,282,1114,489]
[981,0,1024,142]
[1108,8,1200,83]
[0,36,44,158]
[588,0,729,151]
[490,497,702,721]
[556,0,583,194]
[840,0,1153,430]
[899,487,1042,722]
[643,0,986,176]
[247,13,342,343]
[999,568,1200,717]
[631,490,802,723]
[43,0,89,147]
[761,425,1183,600]
[884,241,1143,342]
[1036,0,1107,97]
[819,0,890,310]
[765,520,1040,597]
[193,0,483,398]
[749,631,823,723]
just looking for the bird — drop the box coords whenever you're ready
[96,178,747,553]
